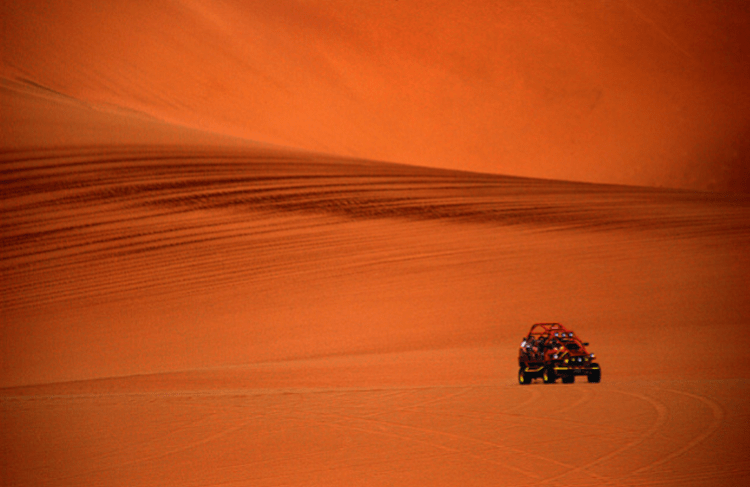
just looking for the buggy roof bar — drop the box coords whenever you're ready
[528,323,570,336]
[525,323,589,352]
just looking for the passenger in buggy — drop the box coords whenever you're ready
[536,336,548,360]
[520,336,536,359]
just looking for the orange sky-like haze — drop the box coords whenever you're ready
[2,0,749,191]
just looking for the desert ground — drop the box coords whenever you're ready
[3,1,750,485]
[2,77,750,486]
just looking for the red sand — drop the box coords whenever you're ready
[3,0,749,191]
[3,2,750,485]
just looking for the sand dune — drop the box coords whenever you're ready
[3,0,749,191]
[3,3,750,484]
[3,137,748,386]
[3,88,750,484]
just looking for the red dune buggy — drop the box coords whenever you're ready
[518,323,601,384]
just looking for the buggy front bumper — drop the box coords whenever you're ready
[553,365,599,376]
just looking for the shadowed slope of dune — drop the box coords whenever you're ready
[3,144,747,312]
[0,77,259,149]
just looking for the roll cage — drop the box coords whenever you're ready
[524,322,589,355]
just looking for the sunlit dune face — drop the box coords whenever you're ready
[2,0,749,191]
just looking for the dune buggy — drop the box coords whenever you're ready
[518,323,601,384]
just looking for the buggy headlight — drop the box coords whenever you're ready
[590,353,595,359]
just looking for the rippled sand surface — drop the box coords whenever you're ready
[3,0,750,480]
[3,140,750,486]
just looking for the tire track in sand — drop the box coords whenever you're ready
[400,384,617,486]
[283,385,544,480]
[623,386,725,482]
[19,391,304,487]
[534,386,669,486]
[292,385,612,484]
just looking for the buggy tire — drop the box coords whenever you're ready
[542,366,556,384]
[518,367,531,385]
[588,365,601,383]
[562,375,575,384]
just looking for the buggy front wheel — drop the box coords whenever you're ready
[588,365,601,383]
[518,367,531,385]
[542,366,556,384]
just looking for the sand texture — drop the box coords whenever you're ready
[3,0,749,191]
[3,124,750,485]
[2,2,750,485]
